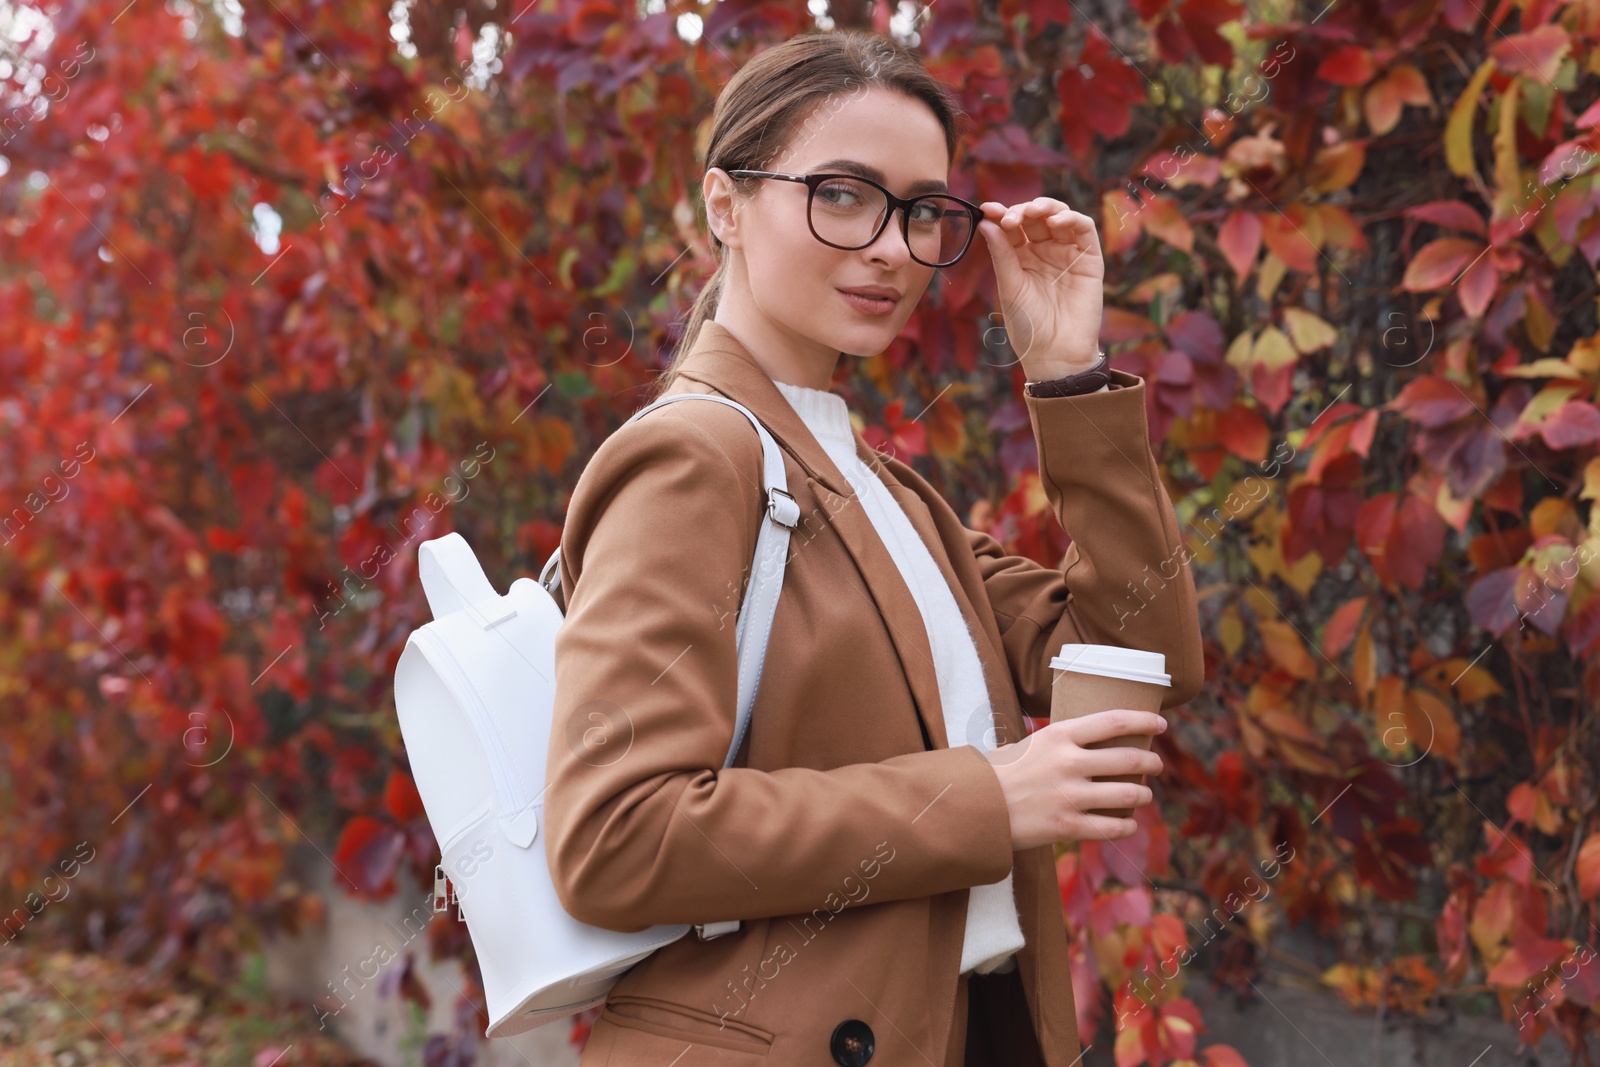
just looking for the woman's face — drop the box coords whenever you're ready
[707,86,949,367]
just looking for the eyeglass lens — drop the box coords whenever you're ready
[809,176,972,266]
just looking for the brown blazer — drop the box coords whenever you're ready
[544,320,1203,1066]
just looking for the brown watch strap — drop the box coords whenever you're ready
[1024,350,1112,398]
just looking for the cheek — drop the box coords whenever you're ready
[750,218,839,301]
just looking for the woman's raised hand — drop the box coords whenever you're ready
[980,709,1166,849]
[976,197,1106,379]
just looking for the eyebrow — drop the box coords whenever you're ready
[807,158,949,196]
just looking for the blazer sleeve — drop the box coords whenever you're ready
[544,400,1015,934]
[966,370,1205,719]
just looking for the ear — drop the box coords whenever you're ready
[702,167,744,250]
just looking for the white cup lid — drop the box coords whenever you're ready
[1050,643,1170,686]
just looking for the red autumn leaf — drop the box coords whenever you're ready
[1537,399,1600,449]
[1389,376,1478,428]
[1306,419,1357,483]
[1317,45,1377,86]
[1355,492,1446,589]
[1260,210,1321,273]
[1404,199,1488,236]
[1465,566,1516,633]
[383,769,426,823]
[1407,688,1461,765]
[1090,886,1153,935]
[1354,492,1398,564]
[1350,409,1379,456]
[332,815,406,895]
[1249,361,1297,416]
[1202,1045,1251,1067]
[1577,835,1600,900]
[1217,210,1263,279]
[1392,494,1447,589]
[1437,887,1472,982]
[1486,936,1568,987]
[1058,26,1146,155]
[1285,474,1361,563]
[1322,596,1368,658]
[1506,781,1537,825]
[1488,24,1571,84]
[1401,237,1486,291]
[1458,254,1500,318]
[1216,402,1269,461]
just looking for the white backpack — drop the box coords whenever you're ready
[391,393,801,1038]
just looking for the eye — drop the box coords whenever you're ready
[815,177,870,208]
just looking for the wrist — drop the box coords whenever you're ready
[1026,348,1105,380]
[1024,348,1112,399]
[1027,359,1101,379]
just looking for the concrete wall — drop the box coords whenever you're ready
[262,845,1593,1067]
[262,844,580,1067]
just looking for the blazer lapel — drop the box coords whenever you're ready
[669,320,952,752]
[871,455,1032,751]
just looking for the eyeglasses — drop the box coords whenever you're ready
[725,169,983,268]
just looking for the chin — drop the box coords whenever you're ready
[834,319,905,358]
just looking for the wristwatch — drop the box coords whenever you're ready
[1024,349,1112,398]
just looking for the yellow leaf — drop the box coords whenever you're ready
[1224,330,1255,369]
[1501,357,1583,379]
[1253,325,1299,370]
[1256,250,1287,302]
[1494,78,1523,210]
[1287,548,1322,595]
[1519,383,1585,428]
[1242,579,1277,619]
[1374,674,1407,751]
[1259,618,1319,679]
[1446,59,1495,183]
[1101,189,1141,255]
[1353,617,1377,702]
[1407,688,1461,764]
[1283,307,1338,353]
[1529,496,1578,539]
[1582,457,1600,499]
[1569,335,1600,375]
[1309,140,1367,192]
[1220,605,1245,657]
[1418,658,1504,703]
[1128,272,1184,304]
[1144,195,1196,252]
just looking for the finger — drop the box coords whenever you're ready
[1065,812,1141,841]
[1018,199,1063,243]
[1044,209,1099,245]
[1054,709,1168,746]
[988,209,1030,250]
[977,218,1023,292]
[1077,747,1164,779]
[1073,780,1155,810]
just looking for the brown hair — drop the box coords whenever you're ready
[653,29,966,396]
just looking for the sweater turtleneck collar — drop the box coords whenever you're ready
[770,378,857,455]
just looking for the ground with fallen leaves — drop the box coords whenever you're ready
[0,948,379,1067]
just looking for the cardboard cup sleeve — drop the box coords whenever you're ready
[1048,645,1171,820]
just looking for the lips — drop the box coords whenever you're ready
[837,286,902,301]
[836,288,900,316]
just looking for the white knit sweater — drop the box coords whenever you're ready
[771,377,1025,976]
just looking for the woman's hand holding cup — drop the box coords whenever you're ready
[980,710,1166,849]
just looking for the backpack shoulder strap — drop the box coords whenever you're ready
[542,392,797,769]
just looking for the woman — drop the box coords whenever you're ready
[543,28,1203,1067]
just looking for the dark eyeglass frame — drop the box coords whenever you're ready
[724,169,984,268]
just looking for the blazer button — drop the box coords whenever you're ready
[830,1018,874,1066]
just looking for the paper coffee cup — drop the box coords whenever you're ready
[1049,644,1171,819]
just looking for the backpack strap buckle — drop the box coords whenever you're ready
[765,487,799,529]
